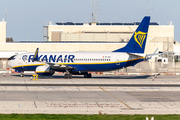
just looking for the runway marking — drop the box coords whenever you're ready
[99,86,132,110]
[34,101,37,108]
[86,87,100,89]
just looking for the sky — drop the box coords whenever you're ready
[0,0,180,42]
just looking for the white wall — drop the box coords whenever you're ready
[0,20,6,43]
[47,25,174,43]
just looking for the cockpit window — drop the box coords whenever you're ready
[8,55,16,60]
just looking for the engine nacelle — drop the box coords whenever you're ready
[35,65,55,75]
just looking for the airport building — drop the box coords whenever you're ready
[0,19,180,72]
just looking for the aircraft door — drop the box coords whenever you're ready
[18,57,22,65]
[18,55,28,65]
[116,55,120,65]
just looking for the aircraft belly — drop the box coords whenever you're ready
[14,66,37,71]
[69,63,125,72]
[69,59,143,72]
[125,59,144,67]
[13,58,144,72]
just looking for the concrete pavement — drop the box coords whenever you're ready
[0,73,180,114]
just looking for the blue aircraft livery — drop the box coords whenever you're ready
[26,54,75,63]
[8,16,152,79]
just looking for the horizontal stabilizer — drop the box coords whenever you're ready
[127,53,145,57]
[146,52,174,57]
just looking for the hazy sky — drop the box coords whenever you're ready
[0,0,179,42]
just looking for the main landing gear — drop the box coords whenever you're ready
[84,73,92,78]
[64,73,72,79]
[64,70,72,79]
[64,70,92,79]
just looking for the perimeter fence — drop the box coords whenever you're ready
[117,61,180,73]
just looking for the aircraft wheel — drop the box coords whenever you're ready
[20,74,25,77]
[84,74,88,78]
[20,71,25,77]
[64,74,72,79]
[20,73,25,77]
[87,73,92,78]
[68,74,72,79]
[84,73,91,78]
[64,74,68,79]
[49,68,55,75]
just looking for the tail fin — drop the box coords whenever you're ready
[113,16,150,53]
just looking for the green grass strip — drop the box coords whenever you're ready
[0,114,180,120]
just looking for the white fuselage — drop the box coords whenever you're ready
[8,52,144,72]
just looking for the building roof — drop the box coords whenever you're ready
[9,41,127,43]
[56,22,159,26]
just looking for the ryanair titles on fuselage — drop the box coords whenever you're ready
[23,55,75,63]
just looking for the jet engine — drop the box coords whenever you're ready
[35,65,55,75]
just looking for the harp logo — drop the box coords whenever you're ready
[134,31,147,48]
[22,55,28,62]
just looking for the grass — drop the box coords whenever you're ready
[0,114,180,120]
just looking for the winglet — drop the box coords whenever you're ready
[32,48,39,61]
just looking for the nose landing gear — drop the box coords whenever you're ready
[20,71,25,77]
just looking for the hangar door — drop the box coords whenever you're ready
[51,31,62,41]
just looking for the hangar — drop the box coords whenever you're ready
[0,18,180,72]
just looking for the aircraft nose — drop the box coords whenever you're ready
[8,61,12,67]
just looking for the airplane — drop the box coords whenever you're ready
[8,16,152,79]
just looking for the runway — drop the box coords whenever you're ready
[0,83,180,87]
[1,90,180,102]
[0,73,180,114]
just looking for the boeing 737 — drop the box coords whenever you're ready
[8,16,152,79]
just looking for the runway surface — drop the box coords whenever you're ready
[1,83,180,87]
[1,91,180,102]
[0,73,180,114]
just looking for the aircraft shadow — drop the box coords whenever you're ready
[10,74,152,80]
